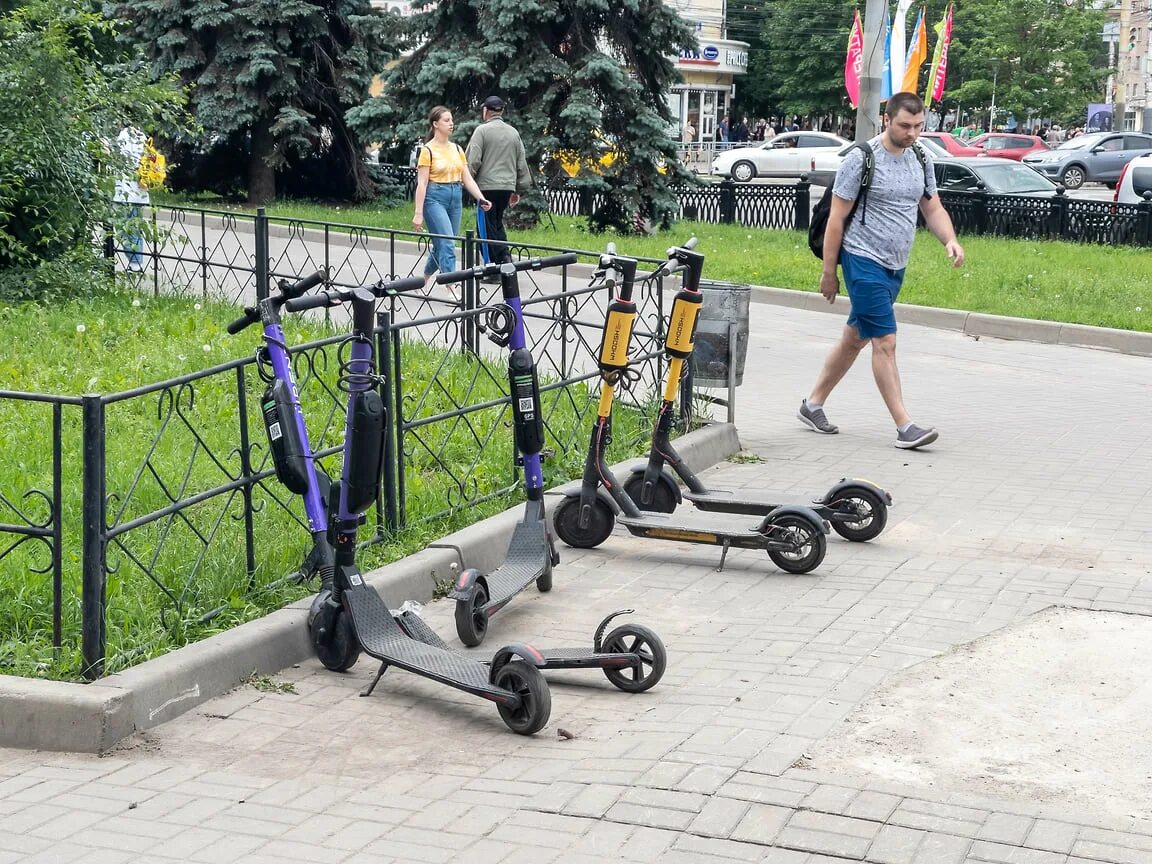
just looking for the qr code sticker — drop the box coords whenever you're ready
[268,421,282,441]
[518,397,534,412]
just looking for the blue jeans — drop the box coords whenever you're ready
[123,205,144,269]
[423,182,462,276]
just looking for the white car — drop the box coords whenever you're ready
[1115,153,1152,203]
[711,131,849,182]
[806,135,950,187]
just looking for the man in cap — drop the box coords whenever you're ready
[466,96,533,275]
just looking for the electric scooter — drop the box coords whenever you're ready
[551,241,831,575]
[432,254,666,693]
[228,270,552,733]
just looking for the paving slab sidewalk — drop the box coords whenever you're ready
[4,301,1152,863]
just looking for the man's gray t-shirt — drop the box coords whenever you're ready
[832,136,937,271]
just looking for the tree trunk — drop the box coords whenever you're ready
[247,117,277,206]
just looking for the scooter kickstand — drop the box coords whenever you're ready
[361,662,389,697]
[716,539,731,573]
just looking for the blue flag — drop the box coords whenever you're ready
[881,11,893,101]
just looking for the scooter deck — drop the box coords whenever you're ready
[483,519,549,607]
[683,488,806,516]
[617,510,766,543]
[344,581,507,699]
[399,608,633,672]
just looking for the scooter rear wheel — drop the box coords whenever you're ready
[828,487,888,542]
[454,582,489,647]
[312,610,361,672]
[601,624,667,693]
[623,473,677,514]
[553,496,614,548]
[765,514,826,574]
[494,660,551,735]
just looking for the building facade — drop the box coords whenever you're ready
[667,0,749,142]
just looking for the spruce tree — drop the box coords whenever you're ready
[117,0,397,204]
[348,0,697,233]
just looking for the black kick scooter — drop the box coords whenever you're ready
[552,241,831,574]
[433,255,666,693]
[228,271,551,733]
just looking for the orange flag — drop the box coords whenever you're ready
[901,8,928,94]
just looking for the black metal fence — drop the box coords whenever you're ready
[3,209,679,680]
[377,162,1152,245]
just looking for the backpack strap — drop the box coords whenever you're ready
[911,141,933,199]
[848,142,875,227]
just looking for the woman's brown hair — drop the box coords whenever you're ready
[425,105,451,142]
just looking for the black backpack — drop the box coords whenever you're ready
[807,141,928,260]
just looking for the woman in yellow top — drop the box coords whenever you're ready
[413,105,492,289]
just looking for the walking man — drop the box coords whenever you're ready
[466,95,533,272]
[798,91,965,450]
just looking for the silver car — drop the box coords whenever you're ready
[1021,132,1152,189]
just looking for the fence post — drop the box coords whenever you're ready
[81,395,107,680]
[463,229,476,353]
[1048,186,1068,240]
[235,367,257,586]
[375,311,400,537]
[719,179,736,225]
[1140,192,1152,246]
[973,183,990,236]
[254,206,270,301]
[795,176,811,231]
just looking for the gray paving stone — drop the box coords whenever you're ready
[867,825,927,864]
[1027,821,1082,855]
[979,814,1037,846]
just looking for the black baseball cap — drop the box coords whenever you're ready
[482,95,505,111]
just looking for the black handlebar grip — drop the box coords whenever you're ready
[284,292,338,313]
[436,268,474,285]
[282,269,327,299]
[532,253,578,270]
[226,308,258,335]
[374,276,428,295]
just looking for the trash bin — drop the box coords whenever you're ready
[691,280,750,388]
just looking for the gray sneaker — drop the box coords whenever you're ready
[895,423,938,450]
[798,400,838,434]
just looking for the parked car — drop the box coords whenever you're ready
[711,131,849,182]
[933,156,1060,197]
[1114,153,1152,203]
[967,133,1049,161]
[1022,131,1152,189]
[808,136,951,187]
[920,131,983,157]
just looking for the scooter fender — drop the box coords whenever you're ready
[489,643,548,683]
[758,504,830,535]
[626,465,683,505]
[559,485,621,515]
[592,608,636,652]
[815,478,892,507]
[448,567,487,602]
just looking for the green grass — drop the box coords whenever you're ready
[0,288,651,680]
[157,192,1152,333]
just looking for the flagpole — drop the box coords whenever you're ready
[858,0,886,141]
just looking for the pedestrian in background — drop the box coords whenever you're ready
[465,95,533,276]
[114,126,149,272]
[798,91,965,450]
[412,106,492,291]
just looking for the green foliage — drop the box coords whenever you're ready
[347,0,697,233]
[117,0,400,204]
[947,0,1109,125]
[0,0,183,278]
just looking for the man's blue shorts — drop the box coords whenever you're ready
[840,251,905,339]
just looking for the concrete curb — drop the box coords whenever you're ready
[748,283,1152,356]
[0,422,739,754]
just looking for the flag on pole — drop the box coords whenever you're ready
[900,8,928,94]
[925,4,954,105]
[845,8,864,108]
[881,11,893,101]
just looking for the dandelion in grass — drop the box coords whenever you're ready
[1138,307,1143,312]
[132,298,141,308]
[203,344,212,352]
[76,323,86,333]
[193,303,202,311]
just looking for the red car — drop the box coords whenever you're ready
[968,133,1050,161]
[920,132,983,157]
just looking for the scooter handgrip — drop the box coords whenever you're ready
[374,275,427,296]
[436,268,476,285]
[226,308,258,335]
[284,292,338,313]
[282,269,327,299]
[682,236,699,250]
[532,253,578,270]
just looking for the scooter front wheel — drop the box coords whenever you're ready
[765,514,826,574]
[455,582,489,647]
[312,610,361,672]
[623,473,677,514]
[828,487,888,542]
[553,496,614,548]
[494,660,551,735]
[601,623,667,693]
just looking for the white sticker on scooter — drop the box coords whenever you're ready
[268,422,282,441]
[518,397,534,412]
[349,572,362,586]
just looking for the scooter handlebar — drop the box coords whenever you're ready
[370,275,427,297]
[435,253,578,285]
[283,292,339,313]
[277,269,328,300]
[226,307,259,334]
